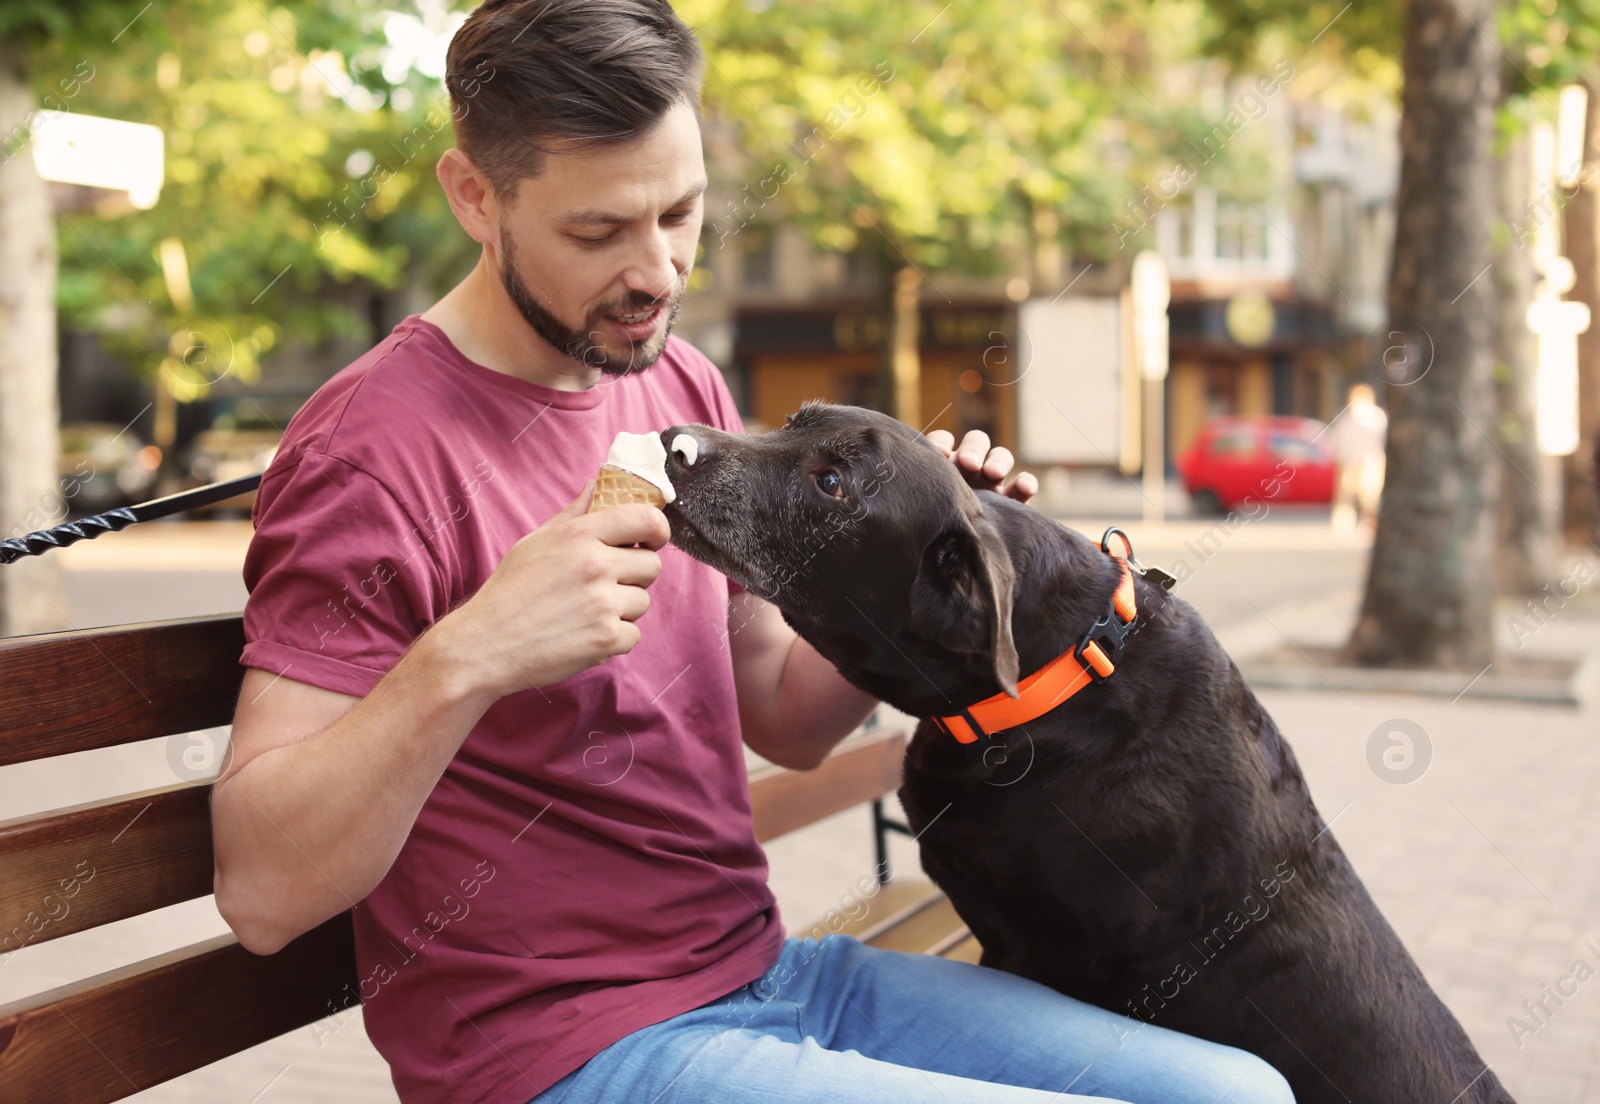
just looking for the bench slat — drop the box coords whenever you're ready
[0,916,358,1104]
[939,933,984,964]
[0,725,912,955]
[830,879,981,962]
[849,881,949,945]
[0,784,213,953]
[924,923,975,958]
[0,616,245,767]
[863,892,970,956]
[748,726,905,842]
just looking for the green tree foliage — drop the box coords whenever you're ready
[24,1,476,393]
[18,0,1325,390]
[1198,0,1600,95]
[1196,0,1399,67]
[1499,0,1600,91]
[683,0,1268,277]
[0,1,160,45]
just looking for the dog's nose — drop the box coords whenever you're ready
[662,428,702,469]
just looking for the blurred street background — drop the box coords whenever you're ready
[4,0,1600,1100]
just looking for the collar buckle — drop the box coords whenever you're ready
[1074,596,1137,684]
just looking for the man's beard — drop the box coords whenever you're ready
[498,226,683,377]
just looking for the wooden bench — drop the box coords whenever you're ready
[0,613,974,1101]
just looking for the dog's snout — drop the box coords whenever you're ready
[662,427,703,470]
[671,433,700,467]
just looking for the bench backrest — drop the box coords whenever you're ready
[0,614,904,1103]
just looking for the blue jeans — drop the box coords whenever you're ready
[532,935,1294,1103]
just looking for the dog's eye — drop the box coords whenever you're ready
[815,469,844,499]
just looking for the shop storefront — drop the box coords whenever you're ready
[733,302,1017,449]
[1165,294,1350,459]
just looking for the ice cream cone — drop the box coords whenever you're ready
[589,464,668,512]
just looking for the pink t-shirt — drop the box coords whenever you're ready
[239,316,783,1104]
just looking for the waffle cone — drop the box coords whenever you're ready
[588,464,667,512]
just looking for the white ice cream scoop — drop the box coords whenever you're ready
[602,431,676,504]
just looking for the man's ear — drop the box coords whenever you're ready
[908,513,1020,698]
[436,148,497,246]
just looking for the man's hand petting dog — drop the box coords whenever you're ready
[926,428,1038,504]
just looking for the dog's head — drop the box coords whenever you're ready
[660,401,1019,706]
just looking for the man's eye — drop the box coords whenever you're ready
[573,232,616,247]
[815,469,844,498]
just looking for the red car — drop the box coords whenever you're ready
[1177,415,1337,515]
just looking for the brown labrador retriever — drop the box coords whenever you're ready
[658,401,1512,1104]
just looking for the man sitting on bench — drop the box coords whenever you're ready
[211,2,1293,1102]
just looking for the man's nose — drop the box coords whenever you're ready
[623,228,681,301]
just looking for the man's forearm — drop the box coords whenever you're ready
[752,635,878,770]
[212,626,495,955]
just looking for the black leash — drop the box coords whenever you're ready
[0,473,263,565]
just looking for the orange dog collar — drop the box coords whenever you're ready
[933,528,1144,746]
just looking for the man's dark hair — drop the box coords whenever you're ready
[444,0,705,199]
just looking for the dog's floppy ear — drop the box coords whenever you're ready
[908,512,1020,698]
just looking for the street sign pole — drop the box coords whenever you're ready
[1131,251,1171,526]
[1143,376,1164,524]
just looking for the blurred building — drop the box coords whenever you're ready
[675,88,1401,469]
[674,224,1027,443]
[1152,97,1398,462]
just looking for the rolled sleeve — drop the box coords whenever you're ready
[240,446,449,698]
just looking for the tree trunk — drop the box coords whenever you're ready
[890,265,921,428]
[0,40,67,637]
[1345,0,1500,669]
[1493,126,1556,596]
[1564,76,1600,547]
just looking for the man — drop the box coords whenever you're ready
[1330,382,1387,534]
[212,3,1293,1102]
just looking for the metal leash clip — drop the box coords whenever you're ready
[1099,526,1178,592]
